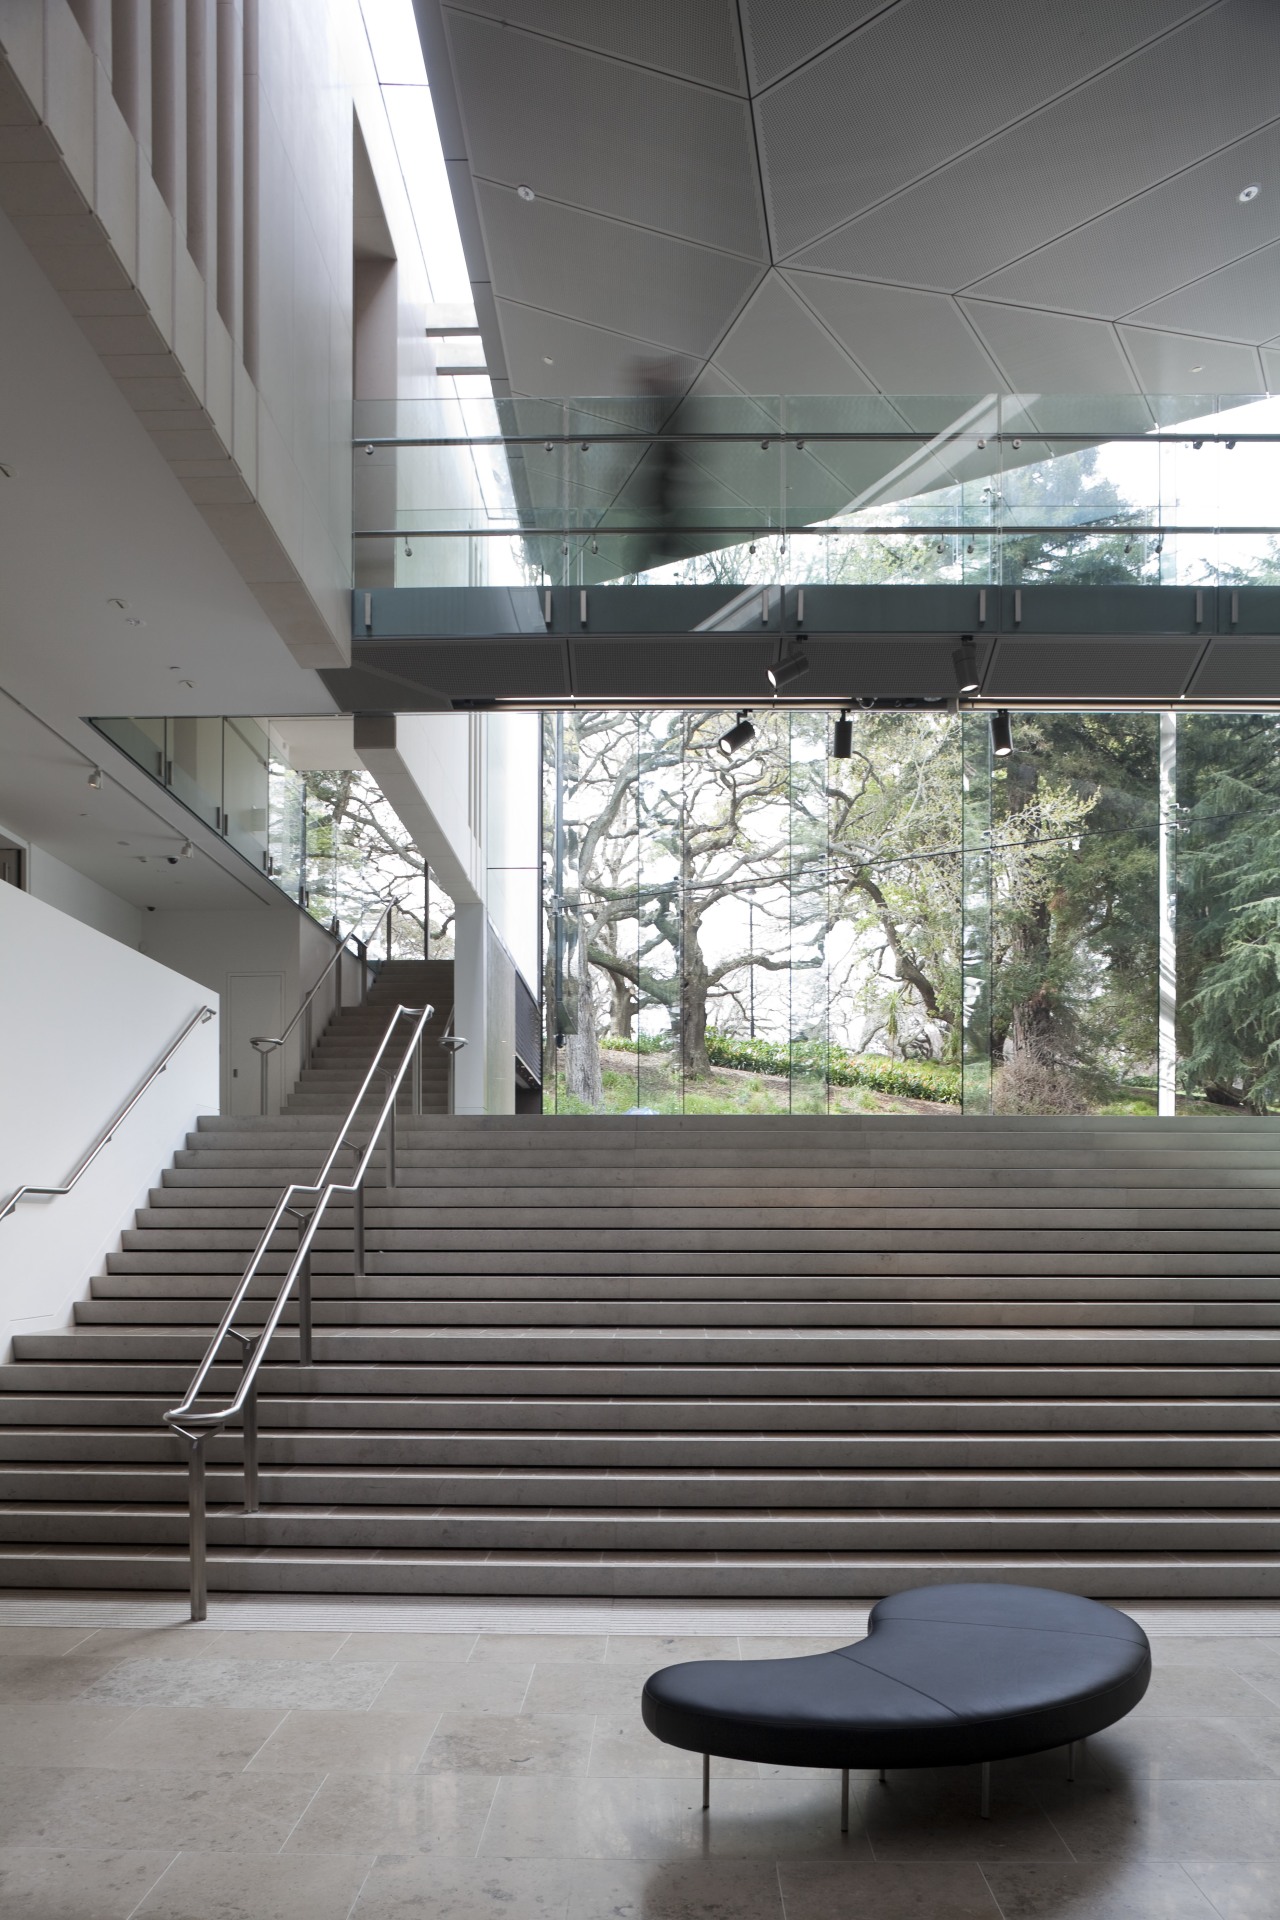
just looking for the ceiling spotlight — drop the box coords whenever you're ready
[990,709,1013,757]
[718,711,756,757]
[87,767,103,789]
[1192,439,1204,450]
[1239,183,1261,202]
[1226,438,1236,450]
[832,710,853,759]
[952,635,981,695]
[404,537,412,556]
[768,641,810,691]
[517,184,536,202]
[181,840,194,860]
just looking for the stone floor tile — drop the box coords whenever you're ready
[419,1711,593,1776]
[568,1855,786,1918]
[1148,1637,1280,1672]
[0,1701,137,1769]
[587,1726,757,1780]
[351,1852,576,1919]
[249,1708,440,1774]
[0,1763,321,1853]
[736,1636,857,1661]
[604,1636,741,1667]
[334,1632,477,1666]
[1006,1716,1280,1783]
[1134,1667,1280,1722]
[101,1705,288,1773]
[0,1846,175,1920]
[982,1859,1222,1918]
[779,1859,1001,1919]
[1034,1777,1280,1859]
[131,1848,375,1919]
[479,1775,868,1862]
[81,1655,387,1711]
[76,1629,224,1662]
[0,1653,118,1703]
[1183,1859,1280,1917]
[861,1773,1072,1862]
[202,1630,353,1662]
[523,1663,647,1718]
[0,1625,100,1658]
[473,1634,606,1664]
[284,1772,499,1856]
[374,1662,534,1716]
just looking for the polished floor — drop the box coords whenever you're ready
[1,1598,1280,1918]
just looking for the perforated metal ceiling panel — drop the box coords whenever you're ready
[960,302,1140,394]
[787,6,1271,293]
[474,182,763,358]
[444,0,747,92]
[1116,324,1265,392]
[967,119,1280,319]
[712,273,870,395]
[443,10,766,257]
[754,0,1199,261]
[739,0,893,91]
[985,638,1203,700]
[493,300,703,400]
[1126,242,1280,345]
[787,273,1003,394]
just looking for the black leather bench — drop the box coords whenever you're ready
[641,1582,1151,1823]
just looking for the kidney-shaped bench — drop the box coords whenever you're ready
[641,1582,1151,1823]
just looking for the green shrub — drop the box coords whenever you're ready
[704,1030,960,1104]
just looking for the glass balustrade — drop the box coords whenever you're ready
[354,391,1280,592]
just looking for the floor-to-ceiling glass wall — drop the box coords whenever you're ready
[542,705,1183,1118]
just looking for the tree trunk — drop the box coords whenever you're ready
[681,936,713,1080]
[563,922,603,1108]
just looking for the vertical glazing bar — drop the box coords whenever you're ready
[353,1182,365,1277]
[242,1369,259,1514]
[189,1434,207,1623]
[1158,710,1177,1117]
[298,1244,313,1366]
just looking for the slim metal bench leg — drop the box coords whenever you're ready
[879,1766,887,1785]
[1067,1740,1076,1782]
[702,1753,709,1811]
[980,1760,991,1819]
[840,1768,849,1833]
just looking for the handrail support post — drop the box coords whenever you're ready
[387,1087,397,1189]
[189,1435,208,1622]
[259,1046,270,1118]
[354,1180,365,1277]
[412,1035,422,1116]
[298,1240,313,1366]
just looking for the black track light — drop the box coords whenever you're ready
[718,711,756,757]
[952,635,980,695]
[767,640,810,691]
[832,710,853,759]
[990,709,1013,757]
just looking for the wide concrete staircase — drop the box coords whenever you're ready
[2,1103,1279,1598]
[284,958,456,1116]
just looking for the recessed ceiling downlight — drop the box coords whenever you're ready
[1239,183,1261,202]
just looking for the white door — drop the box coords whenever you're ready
[227,972,283,1116]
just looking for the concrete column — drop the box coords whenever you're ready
[453,902,488,1115]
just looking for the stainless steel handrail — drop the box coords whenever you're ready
[249,904,392,1115]
[0,1006,216,1226]
[164,1001,432,1620]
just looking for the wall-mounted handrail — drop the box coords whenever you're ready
[0,1006,216,1226]
[163,1001,432,1620]
[250,904,392,1114]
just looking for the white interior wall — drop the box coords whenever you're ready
[142,904,348,1111]
[0,883,218,1358]
[25,844,145,951]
